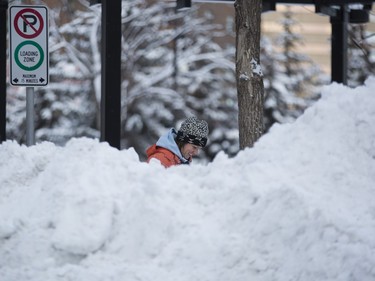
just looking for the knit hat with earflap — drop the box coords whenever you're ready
[176,116,209,147]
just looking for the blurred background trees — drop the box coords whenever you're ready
[6,0,373,161]
[348,23,375,87]
[261,6,327,132]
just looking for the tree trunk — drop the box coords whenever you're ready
[235,0,264,149]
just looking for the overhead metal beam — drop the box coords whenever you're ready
[177,0,191,10]
[349,5,371,23]
[315,5,338,16]
[193,0,374,3]
[263,1,277,12]
[315,0,373,4]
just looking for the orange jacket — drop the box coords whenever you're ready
[146,144,183,168]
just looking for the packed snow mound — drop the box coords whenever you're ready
[1,77,375,281]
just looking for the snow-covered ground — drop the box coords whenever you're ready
[1,77,375,281]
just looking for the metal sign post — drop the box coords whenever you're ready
[26,87,35,146]
[9,5,48,146]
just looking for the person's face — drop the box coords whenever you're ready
[180,143,201,160]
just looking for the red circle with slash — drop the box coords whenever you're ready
[14,8,44,39]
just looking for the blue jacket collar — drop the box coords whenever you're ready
[156,128,189,164]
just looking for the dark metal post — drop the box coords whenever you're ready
[0,0,8,143]
[330,5,349,85]
[100,0,121,149]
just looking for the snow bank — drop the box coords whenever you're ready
[1,77,375,281]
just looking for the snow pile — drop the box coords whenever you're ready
[1,77,375,281]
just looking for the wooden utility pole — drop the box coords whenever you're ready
[235,0,264,149]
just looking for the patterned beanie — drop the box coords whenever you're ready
[176,116,209,147]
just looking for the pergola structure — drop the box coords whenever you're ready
[0,0,374,147]
[181,0,373,84]
[262,1,373,84]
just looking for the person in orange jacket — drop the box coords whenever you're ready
[146,116,209,168]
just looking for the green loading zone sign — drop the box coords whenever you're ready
[10,6,49,86]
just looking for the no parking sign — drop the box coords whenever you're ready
[9,6,48,86]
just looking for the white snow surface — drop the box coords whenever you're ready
[1,78,375,281]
